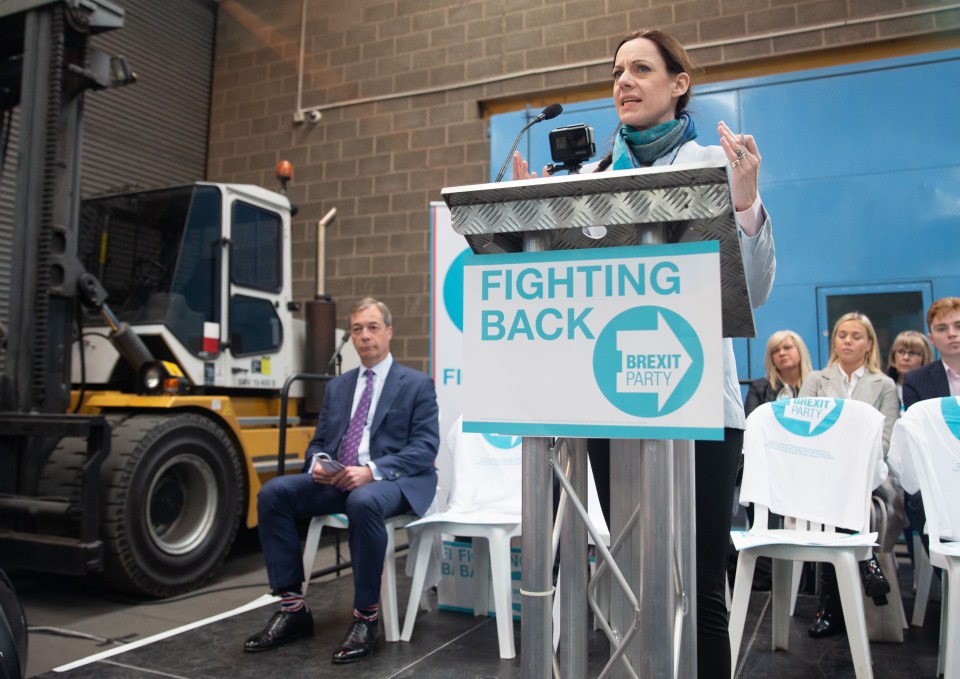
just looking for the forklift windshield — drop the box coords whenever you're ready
[78,185,223,356]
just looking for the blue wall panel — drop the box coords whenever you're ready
[488,49,960,383]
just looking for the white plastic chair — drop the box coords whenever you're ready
[889,396,960,678]
[400,417,523,659]
[301,512,416,642]
[729,398,888,679]
[911,531,941,627]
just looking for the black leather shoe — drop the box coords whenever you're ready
[860,557,891,599]
[331,618,380,664]
[808,600,844,639]
[243,608,314,652]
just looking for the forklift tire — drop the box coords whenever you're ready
[0,570,27,679]
[98,413,244,597]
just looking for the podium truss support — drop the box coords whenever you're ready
[521,435,554,678]
[558,439,588,678]
[520,227,556,679]
[451,163,749,678]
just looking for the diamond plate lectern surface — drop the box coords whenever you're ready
[442,159,756,338]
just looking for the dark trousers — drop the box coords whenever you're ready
[588,428,742,678]
[904,490,929,556]
[257,473,411,609]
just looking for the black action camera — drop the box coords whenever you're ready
[547,123,596,174]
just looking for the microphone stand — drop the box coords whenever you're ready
[495,118,543,183]
[493,103,563,182]
[326,331,350,375]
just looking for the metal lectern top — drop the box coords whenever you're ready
[442,159,755,339]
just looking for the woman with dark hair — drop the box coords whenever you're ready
[514,28,775,676]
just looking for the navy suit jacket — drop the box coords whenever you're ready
[305,361,440,515]
[902,361,950,410]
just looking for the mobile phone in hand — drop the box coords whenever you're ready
[314,454,344,473]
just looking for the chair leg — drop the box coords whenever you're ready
[940,567,957,678]
[301,519,325,595]
[381,523,399,642]
[789,560,802,617]
[473,538,492,617]
[400,529,439,643]
[728,550,756,676]
[771,558,795,650]
[913,534,933,627]
[834,553,874,679]
[487,531,517,660]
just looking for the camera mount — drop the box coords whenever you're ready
[545,123,596,175]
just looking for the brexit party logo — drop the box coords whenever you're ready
[593,306,703,417]
[482,432,522,449]
[443,248,470,333]
[771,397,844,437]
[942,396,960,442]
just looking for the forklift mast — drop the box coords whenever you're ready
[0,0,132,571]
[2,0,129,419]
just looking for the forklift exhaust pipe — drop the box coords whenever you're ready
[303,208,338,414]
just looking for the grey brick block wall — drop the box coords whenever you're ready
[208,0,958,373]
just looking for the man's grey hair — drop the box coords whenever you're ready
[349,297,392,327]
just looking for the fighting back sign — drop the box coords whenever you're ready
[462,241,723,440]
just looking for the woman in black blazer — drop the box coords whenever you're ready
[740,330,812,589]
[744,329,812,417]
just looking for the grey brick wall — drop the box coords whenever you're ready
[208,0,960,373]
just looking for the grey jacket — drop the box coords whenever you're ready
[588,139,777,429]
[798,363,900,455]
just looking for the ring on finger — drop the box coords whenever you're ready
[736,147,746,160]
[730,158,741,168]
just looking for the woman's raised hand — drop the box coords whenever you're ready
[511,152,549,181]
[718,120,761,212]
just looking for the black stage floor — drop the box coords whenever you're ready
[36,556,942,679]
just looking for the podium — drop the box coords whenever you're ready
[443,159,756,678]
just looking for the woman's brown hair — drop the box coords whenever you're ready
[596,28,701,171]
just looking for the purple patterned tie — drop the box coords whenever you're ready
[339,369,373,467]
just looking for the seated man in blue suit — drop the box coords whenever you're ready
[244,297,440,664]
[901,296,960,554]
[903,297,960,407]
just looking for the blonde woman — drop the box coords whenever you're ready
[885,330,934,403]
[884,330,933,569]
[741,330,814,591]
[744,330,813,417]
[799,311,900,638]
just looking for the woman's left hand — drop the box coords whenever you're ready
[718,120,761,212]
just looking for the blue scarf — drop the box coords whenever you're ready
[612,112,698,169]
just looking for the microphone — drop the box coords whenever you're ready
[325,330,350,374]
[494,103,563,182]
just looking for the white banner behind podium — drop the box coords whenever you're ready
[462,241,724,440]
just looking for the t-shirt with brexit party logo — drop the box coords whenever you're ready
[740,398,887,533]
[889,396,960,540]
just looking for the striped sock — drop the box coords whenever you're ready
[279,590,306,613]
[354,604,379,622]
